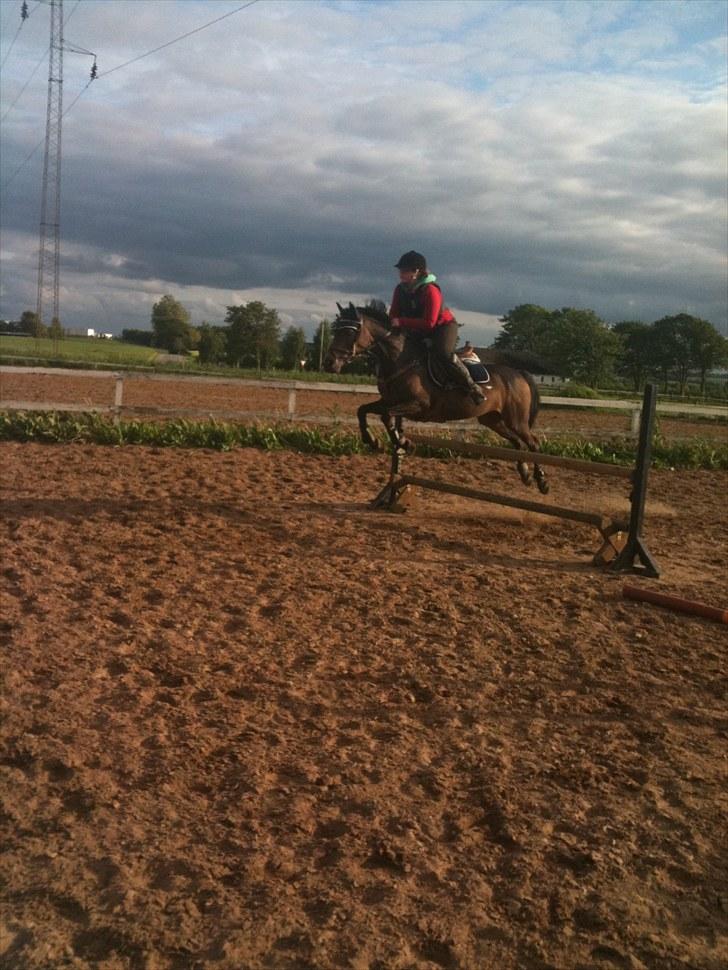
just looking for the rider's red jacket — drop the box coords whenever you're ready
[389,282,456,333]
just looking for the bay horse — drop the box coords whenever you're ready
[324,303,549,493]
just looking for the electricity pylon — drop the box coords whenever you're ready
[36,0,64,345]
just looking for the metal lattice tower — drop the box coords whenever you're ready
[36,0,64,341]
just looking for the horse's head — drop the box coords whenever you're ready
[323,302,391,373]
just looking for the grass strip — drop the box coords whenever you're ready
[0,411,725,469]
[0,411,366,456]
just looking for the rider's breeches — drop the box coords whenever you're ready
[429,322,477,387]
[407,322,473,386]
[429,321,459,358]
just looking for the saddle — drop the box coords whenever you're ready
[426,350,490,390]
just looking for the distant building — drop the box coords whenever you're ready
[66,327,114,339]
[534,374,568,385]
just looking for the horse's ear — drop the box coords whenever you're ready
[336,302,343,313]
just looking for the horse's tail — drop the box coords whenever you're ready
[479,348,554,374]
[522,370,540,428]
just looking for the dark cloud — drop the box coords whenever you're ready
[1,1,725,336]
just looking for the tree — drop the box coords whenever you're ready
[548,308,619,387]
[197,323,228,365]
[120,328,154,346]
[20,310,45,338]
[651,315,695,394]
[225,301,281,369]
[493,304,554,359]
[310,319,332,372]
[151,295,195,354]
[684,316,728,395]
[48,317,64,342]
[279,326,307,371]
[495,304,618,383]
[612,321,655,392]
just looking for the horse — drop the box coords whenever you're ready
[324,303,550,494]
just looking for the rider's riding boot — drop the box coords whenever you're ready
[450,354,485,405]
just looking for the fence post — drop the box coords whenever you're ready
[630,408,640,436]
[113,374,124,425]
[287,388,297,420]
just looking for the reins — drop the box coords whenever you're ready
[377,356,420,386]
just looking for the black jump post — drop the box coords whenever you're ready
[608,382,660,578]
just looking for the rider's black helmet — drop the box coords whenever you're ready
[394,250,427,271]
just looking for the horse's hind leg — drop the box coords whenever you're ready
[512,423,550,495]
[478,412,549,495]
[533,460,549,494]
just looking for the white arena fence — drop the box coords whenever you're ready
[0,366,725,438]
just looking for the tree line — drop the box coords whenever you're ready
[7,295,726,394]
[143,295,726,393]
[494,305,727,394]
[3,310,63,340]
[121,295,341,372]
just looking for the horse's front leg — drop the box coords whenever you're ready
[379,414,413,453]
[392,415,416,453]
[357,399,389,452]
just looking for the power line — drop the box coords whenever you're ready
[98,0,260,78]
[1,0,262,192]
[1,1,81,123]
[1,47,47,123]
[1,20,25,72]
[0,2,41,70]
[1,74,92,190]
[1,1,77,69]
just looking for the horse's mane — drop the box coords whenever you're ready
[335,299,390,328]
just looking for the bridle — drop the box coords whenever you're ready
[328,318,365,366]
[328,313,402,371]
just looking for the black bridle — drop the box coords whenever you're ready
[327,318,362,366]
[327,305,400,370]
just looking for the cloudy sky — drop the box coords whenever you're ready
[1,0,726,343]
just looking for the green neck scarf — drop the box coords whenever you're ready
[406,273,437,291]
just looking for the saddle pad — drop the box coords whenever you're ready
[464,361,490,384]
[427,356,491,387]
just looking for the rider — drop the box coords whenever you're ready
[389,251,485,405]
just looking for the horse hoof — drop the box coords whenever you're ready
[538,480,550,495]
[402,439,416,455]
[367,440,382,453]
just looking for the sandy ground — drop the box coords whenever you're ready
[1,431,727,970]
[1,370,726,443]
